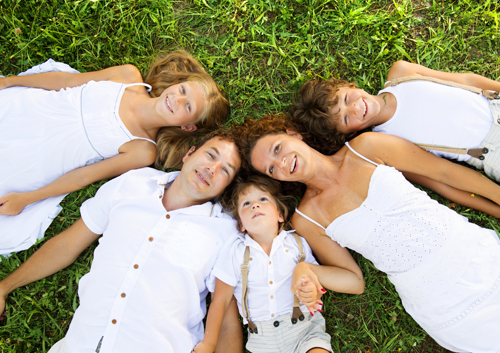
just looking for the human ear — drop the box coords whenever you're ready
[182,146,196,163]
[181,125,198,132]
[239,223,246,233]
[278,213,284,223]
[286,129,303,140]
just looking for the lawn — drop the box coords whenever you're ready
[0,0,499,351]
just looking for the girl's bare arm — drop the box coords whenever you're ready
[0,139,156,216]
[387,60,500,92]
[0,64,143,91]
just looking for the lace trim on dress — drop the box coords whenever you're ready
[430,269,500,331]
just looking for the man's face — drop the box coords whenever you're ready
[181,137,241,202]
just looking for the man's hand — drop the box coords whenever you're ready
[193,341,214,353]
[0,192,30,216]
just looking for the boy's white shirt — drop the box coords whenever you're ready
[209,230,318,324]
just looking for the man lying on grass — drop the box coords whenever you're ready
[0,130,243,353]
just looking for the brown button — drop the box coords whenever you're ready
[249,257,252,261]
[159,195,162,199]
[166,214,170,219]
[269,281,273,285]
[270,295,274,299]
[121,293,126,298]
[271,314,274,318]
[112,319,117,324]
[285,249,289,252]
[269,261,272,265]
[149,237,154,242]
[133,264,139,269]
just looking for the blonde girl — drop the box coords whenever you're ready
[0,52,229,256]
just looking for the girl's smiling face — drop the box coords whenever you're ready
[237,185,284,237]
[157,81,206,130]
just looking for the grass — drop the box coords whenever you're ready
[1,0,499,351]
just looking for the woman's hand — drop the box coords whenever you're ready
[291,262,324,314]
[0,192,30,216]
[192,341,213,353]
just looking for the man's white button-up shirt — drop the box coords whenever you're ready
[64,168,238,353]
[210,230,318,324]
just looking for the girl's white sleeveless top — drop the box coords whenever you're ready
[0,60,154,256]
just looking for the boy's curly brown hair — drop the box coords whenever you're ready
[220,173,296,234]
[289,78,357,155]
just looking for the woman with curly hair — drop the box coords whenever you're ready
[0,51,229,256]
[236,114,500,352]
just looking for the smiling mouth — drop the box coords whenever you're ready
[166,96,174,113]
[195,170,209,185]
[290,156,297,174]
[362,99,367,118]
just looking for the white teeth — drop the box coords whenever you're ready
[166,97,173,112]
[363,101,367,117]
[290,156,296,173]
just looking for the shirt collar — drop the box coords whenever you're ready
[152,171,225,218]
[242,229,292,252]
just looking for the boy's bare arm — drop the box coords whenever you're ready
[214,296,243,353]
[193,279,236,353]
[0,219,100,319]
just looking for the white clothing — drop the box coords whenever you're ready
[0,60,154,257]
[297,142,500,352]
[211,230,318,324]
[375,80,492,161]
[63,168,239,353]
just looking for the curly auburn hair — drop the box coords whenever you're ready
[232,114,306,198]
[289,78,357,155]
[145,51,230,170]
[220,174,296,234]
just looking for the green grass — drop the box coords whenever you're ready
[1,0,499,351]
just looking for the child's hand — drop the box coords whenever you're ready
[291,262,326,314]
[192,341,213,353]
[0,192,30,216]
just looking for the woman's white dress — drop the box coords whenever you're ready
[0,60,153,257]
[297,143,500,352]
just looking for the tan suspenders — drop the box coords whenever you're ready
[384,76,500,160]
[241,232,306,334]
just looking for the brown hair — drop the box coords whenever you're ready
[232,114,306,198]
[145,51,230,170]
[289,78,357,155]
[220,174,295,233]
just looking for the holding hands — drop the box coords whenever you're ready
[292,262,326,315]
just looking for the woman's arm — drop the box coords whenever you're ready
[0,64,143,91]
[0,139,155,216]
[193,279,236,353]
[291,213,365,293]
[403,171,500,218]
[355,132,500,206]
[387,60,500,92]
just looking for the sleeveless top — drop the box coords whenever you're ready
[82,81,156,161]
[375,81,492,161]
[295,142,483,304]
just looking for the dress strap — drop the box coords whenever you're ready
[345,142,379,166]
[123,82,152,92]
[132,136,157,145]
[294,208,326,231]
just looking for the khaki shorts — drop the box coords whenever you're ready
[246,312,333,353]
[466,99,500,182]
